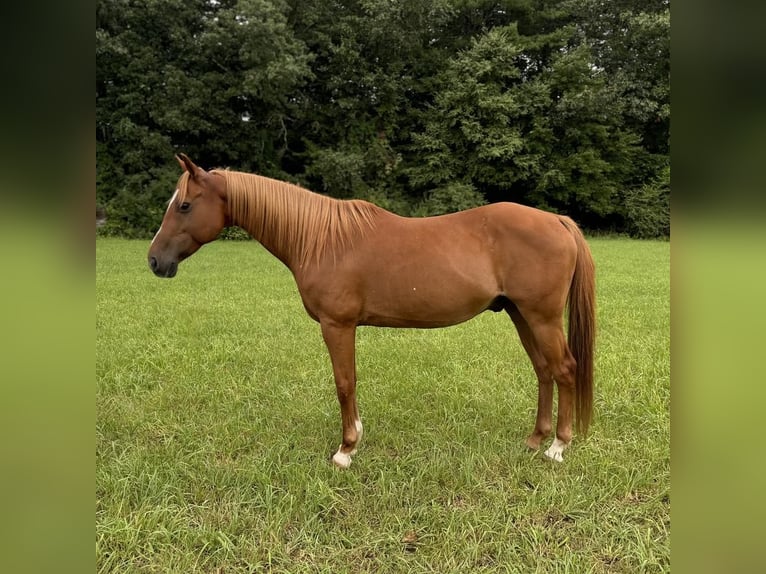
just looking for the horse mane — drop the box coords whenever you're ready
[211,169,380,267]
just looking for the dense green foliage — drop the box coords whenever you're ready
[97,0,669,237]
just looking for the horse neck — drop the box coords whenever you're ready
[222,170,379,271]
[221,171,308,269]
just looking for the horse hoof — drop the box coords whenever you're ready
[543,438,567,463]
[543,448,564,462]
[525,437,542,451]
[332,448,352,469]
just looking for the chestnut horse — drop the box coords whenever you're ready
[148,154,595,468]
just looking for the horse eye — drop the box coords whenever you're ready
[179,202,191,212]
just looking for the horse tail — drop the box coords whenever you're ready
[559,216,596,436]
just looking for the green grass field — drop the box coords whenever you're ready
[97,237,669,573]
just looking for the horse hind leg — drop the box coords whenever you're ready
[507,305,554,451]
[524,317,577,462]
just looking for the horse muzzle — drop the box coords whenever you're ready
[148,256,178,278]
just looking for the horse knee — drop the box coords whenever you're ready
[553,356,577,388]
[335,385,356,406]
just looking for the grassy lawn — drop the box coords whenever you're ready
[96,236,669,573]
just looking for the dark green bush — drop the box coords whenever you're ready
[414,182,487,217]
[622,166,670,239]
[217,227,252,241]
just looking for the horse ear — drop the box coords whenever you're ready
[176,153,201,178]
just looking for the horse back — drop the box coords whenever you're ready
[295,202,577,326]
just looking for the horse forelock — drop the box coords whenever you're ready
[219,170,378,266]
[175,171,191,204]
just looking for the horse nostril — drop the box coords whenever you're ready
[149,256,158,271]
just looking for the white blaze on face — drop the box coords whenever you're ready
[150,189,179,246]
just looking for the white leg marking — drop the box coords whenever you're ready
[332,445,352,469]
[150,189,179,247]
[544,438,568,462]
[332,420,363,468]
[349,419,363,455]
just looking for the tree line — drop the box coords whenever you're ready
[96,0,669,238]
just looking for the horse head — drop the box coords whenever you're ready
[147,154,227,277]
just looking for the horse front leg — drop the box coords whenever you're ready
[321,321,363,469]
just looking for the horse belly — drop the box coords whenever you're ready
[359,257,499,328]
